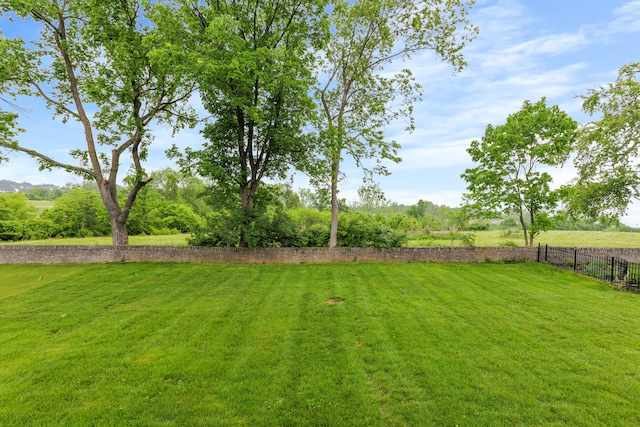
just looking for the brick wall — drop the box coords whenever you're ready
[0,245,541,265]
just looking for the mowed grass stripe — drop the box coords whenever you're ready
[0,263,639,425]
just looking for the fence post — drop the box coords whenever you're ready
[545,245,548,262]
[611,257,615,281]
[537,243,540,262]
[574,249,577,271]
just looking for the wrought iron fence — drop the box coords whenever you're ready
[538,245,640,291]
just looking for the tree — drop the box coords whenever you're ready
[462,98,578,246]
[316,0,478,247]
[0,35,25,161]
[148,168,209,215]
[0,0,196,245]
[0,193,36,220]
[568,62,640,220]
[42,188,110,237]
[169,0,328,247]
[356,182,388,213]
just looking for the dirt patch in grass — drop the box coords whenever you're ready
[325,298,343,305]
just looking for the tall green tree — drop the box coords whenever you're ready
[0,0,196,245]
[568,62,640,220]
[462,98,578,246]
[0,35,25,162]
[316,0,478,247]
[172,0,328,247]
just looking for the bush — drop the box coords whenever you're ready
[0,219,57,241]
[338,212,407,248]
[583,261,611,280]
[148,203,204,234]
[0,220,25,241]
[42,189,110,237]
[300,224,330,247]
[467,221,489,231]
[501,257,528,264]
[459,232,476,247]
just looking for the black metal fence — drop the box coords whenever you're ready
[538,245,640,291]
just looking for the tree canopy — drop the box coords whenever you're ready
[169,0,328,247]
[568,62,640,221]
[0,0,196,244]
[1,0,483,247]
[315,0,478,247]
[462,98,578,246]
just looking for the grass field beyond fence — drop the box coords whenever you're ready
[5,229,640,247]
[1,263,639,425]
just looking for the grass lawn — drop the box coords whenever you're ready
[2,233,191,246]
[1,262,639,425]
[26,200,54,215]
[5,229,640,248]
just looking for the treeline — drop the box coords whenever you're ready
[1,169,636,246]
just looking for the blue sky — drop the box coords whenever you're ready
[2,0,640,224]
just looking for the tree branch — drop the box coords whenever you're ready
[0,143,94,178]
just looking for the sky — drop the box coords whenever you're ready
[2,0,640,224]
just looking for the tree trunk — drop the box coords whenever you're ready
[529,210,536,247]
[98,179,130,246]
[239,185,252,248]
[110,214,129,246]
[518,211,529,247]
[329,158,340,248]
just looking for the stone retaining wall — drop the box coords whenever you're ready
[2,245,637,265]
[0,245,540,265]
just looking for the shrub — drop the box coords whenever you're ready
[338,212,407,248]
[0,220,25,241]
[459,232,475,246]
[501,257,528,264]
[0,219,57,241]
[301,224,330,247]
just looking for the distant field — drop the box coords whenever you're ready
[409,229,640,248]
[0,262,638,425]
[26,199,54,214]
[3,233,191,246]
[3,229,639,247]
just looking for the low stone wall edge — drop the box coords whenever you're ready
[0,245,541,265]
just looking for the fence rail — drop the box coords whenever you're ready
[538,245,640,291]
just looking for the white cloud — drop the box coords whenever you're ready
[498,31,590,58]
[610,0,640,33]
[393,139,472,170]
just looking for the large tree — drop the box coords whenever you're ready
[568,62,640,220]
[0,35,25,162]
[462,98,578,246]
[0,0,196,245]
[316,0,478,247]
[172,0,328,247]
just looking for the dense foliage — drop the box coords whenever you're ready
[0,175,638,245]
[568,62,640,220]
[462,98,578,246]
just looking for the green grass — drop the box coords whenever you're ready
[1,262,639,425]
[2,233,191,246]
[409,229,640,247]
[26,200,54,215]
[4,229,640,248]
